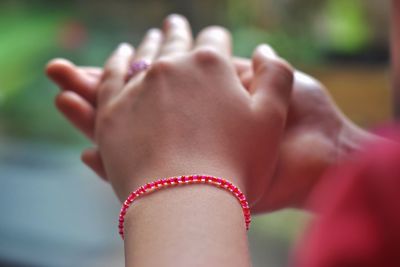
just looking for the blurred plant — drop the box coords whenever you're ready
[0,7,88,144]
[0,10,63,103]
[226,0,324,65]
[232,26,321,65]
[322,0,371,53]
[226,0,373,63]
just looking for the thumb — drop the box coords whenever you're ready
[250,44,294,113]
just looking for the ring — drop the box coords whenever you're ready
[127,60,151,79]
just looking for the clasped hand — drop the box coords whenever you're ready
[47,14,369,212]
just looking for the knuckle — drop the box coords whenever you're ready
[148,58,175,77]
[263,100,287,125]
[101,68,117,82]
[193,47,223,65]
[268,58,294,87]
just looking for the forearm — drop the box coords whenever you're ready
[123,177,251,267]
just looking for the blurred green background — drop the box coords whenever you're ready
[0,0,392,266]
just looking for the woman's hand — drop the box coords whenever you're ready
[92,20,293,202]
[47,15,371,211]
[234,56,381,211]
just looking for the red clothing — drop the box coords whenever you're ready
[296,129,400,267]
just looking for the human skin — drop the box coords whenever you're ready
[81,16,294,265]
[46,15,380,212]
[94,39,294,205]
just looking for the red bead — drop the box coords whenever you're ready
[243,207,250,214]
[117,175,251,240]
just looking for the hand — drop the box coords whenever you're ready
[54,15,294,202]
[46,15,372,210]
[234,56,385,211]
[235,57,352,211]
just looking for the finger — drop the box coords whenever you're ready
[233,57,251,76]
[46,58,99,105]
[133,28,163,64]
[251,44,294,112]
[126,29,163,83]
[194,26,232,59]
[239,70,253,91]
[81,147,108,181]
[80,67,102,78]
[98,43,134,105]
[233,57,252,90]
[158,14,193,58]
[55,91,96,140]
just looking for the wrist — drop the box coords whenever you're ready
[302,122,383,211]
[337,121,381,161]
[122,178,251,267]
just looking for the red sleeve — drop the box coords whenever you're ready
[295,130,400,267]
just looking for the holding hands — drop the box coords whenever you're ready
[76,15,293,204]
[46,15,374,211]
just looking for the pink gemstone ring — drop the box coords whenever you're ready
[127,60,151,79]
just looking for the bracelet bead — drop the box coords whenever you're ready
[118,175,251,240]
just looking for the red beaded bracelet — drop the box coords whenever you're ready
[118,175,251,240]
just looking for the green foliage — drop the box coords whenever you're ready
[324,0,371,53]
[0,7,86,144]
[0,10,64,103]
[232,26,322,65]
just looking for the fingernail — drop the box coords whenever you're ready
[148,28,161,37]
[259,44,277,58]
[118,43,132,55]
[168,14,184,26]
